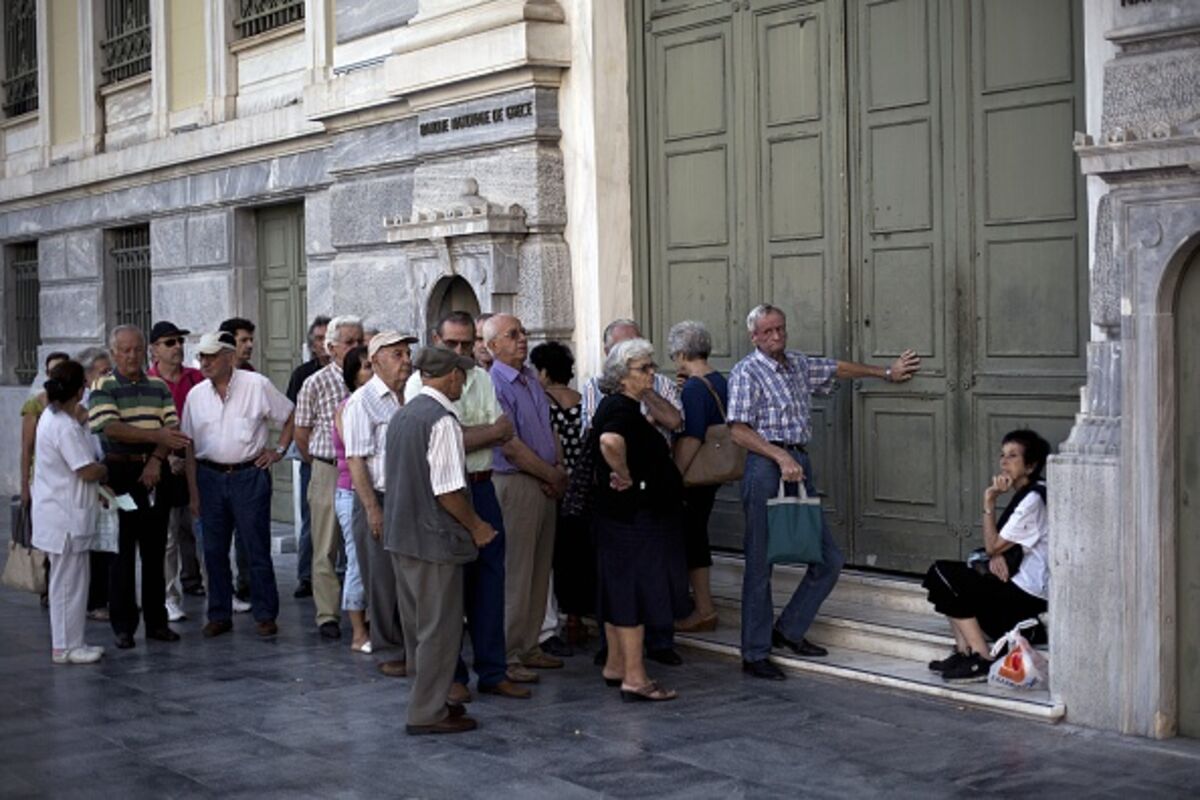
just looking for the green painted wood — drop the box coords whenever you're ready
[1178,252,1200,738]
[257,203,305,523]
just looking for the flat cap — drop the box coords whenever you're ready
[413,345,475,377]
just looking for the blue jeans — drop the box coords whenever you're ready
[740,449,844,662]
[334,488,365,610]
[455,480,508,688]
[296,460,313,583]
[197,465,280,624]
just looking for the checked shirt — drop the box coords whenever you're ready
[726,348,838,446]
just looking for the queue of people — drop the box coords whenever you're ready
[19,300,1058,735]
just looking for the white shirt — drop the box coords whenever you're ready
[404,366,502,473]
[180,370,294,464]
[420,387,467,496]
[343,374,402,493]
[1000,487,1050,600]
[31,408,100,554]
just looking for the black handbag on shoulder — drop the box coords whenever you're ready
[967,482,1046,577]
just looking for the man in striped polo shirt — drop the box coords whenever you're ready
[88,324,193,650]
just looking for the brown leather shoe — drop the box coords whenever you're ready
[256,620,278,637]
[447,703,467,719]
[377,660,407,678]
[506,665,540,684]
[447,681,472,705]
[406,715,478,735]
[478,679,532,699]
[521,651,564,669]
[202,620,233,638]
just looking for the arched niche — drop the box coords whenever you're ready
[426,275,481,343]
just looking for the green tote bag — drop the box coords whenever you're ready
[765,481,824,566]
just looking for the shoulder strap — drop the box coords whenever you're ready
[694,374,727,423]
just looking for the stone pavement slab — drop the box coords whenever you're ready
[1,549,1198,799]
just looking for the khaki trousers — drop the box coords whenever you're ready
[164,506,204,606]
[494,472,557,664]
[392,552,462,727]
[352,491,405,658]
[308,459,343,626]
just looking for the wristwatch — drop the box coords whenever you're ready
[884,367,893,382]
[274,444,287,457]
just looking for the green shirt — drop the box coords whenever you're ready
[88,370,178,456]
[404,365,502,473]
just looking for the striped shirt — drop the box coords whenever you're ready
[343,374,401,492]
[88,370,179,456]
[580,371,682,441]
[404,366,502,474]
[421,387,467,496]
[294,362,348,460]
[727,348,838,446]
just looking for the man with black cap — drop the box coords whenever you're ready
[182,332,295,638]
[385,346,497,735]
[147,321,206,620]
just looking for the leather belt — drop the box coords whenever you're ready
[198,458,258,473]
[105,452,156,463]
[468,470,493,484]
[311,456,335,466]
[768,441,807,452]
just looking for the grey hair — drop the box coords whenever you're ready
[108,324,145,349]
[326,315,363,345]
[745,304,785,333]
[76,346,110,371]
[667,320,712,360]
[602,318,639,351]
[598,338,656,395]
[481,313,519,343]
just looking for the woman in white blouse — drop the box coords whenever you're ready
[32,360,109,664]
[922,429,1052,683]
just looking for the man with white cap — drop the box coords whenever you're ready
[182,332,295,638]
[344,329,418,676]
[386,345,496,735]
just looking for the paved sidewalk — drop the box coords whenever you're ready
[1,546,1198,798]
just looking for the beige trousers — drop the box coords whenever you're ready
[392,552,463,727]
[308,459,343,626]
[494,471,557,664]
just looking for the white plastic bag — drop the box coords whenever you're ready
[93,508,119,554]
[987,618,1048,689]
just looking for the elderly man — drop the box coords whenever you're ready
[386,346,497,735]
[182,332,295,638]
[287,315,331,600]
[729,304,920,680]
[484,314,569,673]
[473,312,495,370]
[406,311,529,700]
[88,324,192,649]
[344,330,419,676]
[295,314,365,638]
[147,320,206,622]
[580,318,685,666]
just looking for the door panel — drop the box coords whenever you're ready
[1178,253,1200,738]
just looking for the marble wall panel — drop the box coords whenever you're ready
[329,251,417,332]
[37,236,67,281]
[330,170,415,248]
[513,233,574,336]
[413,142,566,228]
[187,210,232,267]
[336,0,417,43]
[306,259,334,320]
[305,190,334,256]
[327,118,418,175]
[39,284,103,339]
[151,272,235,334]
[66,230,104,279]
[151,216,188,270]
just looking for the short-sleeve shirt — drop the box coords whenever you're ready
[421,387,468,496]
[679,372,729,443]
[591,394,684,521]
[405,366,502,474]
[489,360,557,474]
[999,484,1049,601]
[294,362,348,460]
[88,370,179,456]
[580,372,683,442]
[31,408,100,554]
[148,364,205,417]
[344,374,402,492]
[180,369,294,464]
[727,348,838,445]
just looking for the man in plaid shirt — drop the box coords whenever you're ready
[728,304,920,680]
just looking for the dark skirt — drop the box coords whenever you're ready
[553,512,596,616]
[595,509,691,629]
[923,559,1048,642]
[682,484,718,570]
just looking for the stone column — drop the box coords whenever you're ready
[204,0,237,124]
[148,0,169,138]
[79,0,106,155]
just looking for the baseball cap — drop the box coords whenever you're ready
[149,320,190,343]
[195,331,237,356]
[367,330,419,360]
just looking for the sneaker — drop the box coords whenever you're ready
[52,648,103,665]
[165,600,187,622]
[232,597,252,614]
[86,608,110,622]
[928,649,969,673]
[941,652,992,683]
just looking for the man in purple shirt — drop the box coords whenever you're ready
[485,314,569,675]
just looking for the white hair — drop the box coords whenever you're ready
[76,346,110,372]
[667,320,712,360]
[602,318,640,351]
[481,313,519,343]
[598,338,655,395]
[746,304,785,334]
[326,315,363,345]
[108,324,145,350]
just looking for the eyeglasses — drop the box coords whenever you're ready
[158,338,183,348]
[499,328,528,340]
[630,362,657,373]
[442,338,474,352]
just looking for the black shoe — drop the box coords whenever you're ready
[115,633,136,649]
[942,652,992,683]
[928,649,969,673]
[147,627,180,642]
[772,627,827,657]
[293,581,312,599]
[646,648,683,666]
[593,646,608,667]
[540,635,573,658]
[183,584,206,597]
[319,621,341,640]
[235,587,250,602]
[742,659,785,681]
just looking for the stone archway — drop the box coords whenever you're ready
[1176,248,1200,738]
[426,275,481,343]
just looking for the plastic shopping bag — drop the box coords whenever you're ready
[988,618,1048,690]
[93,508,119,554]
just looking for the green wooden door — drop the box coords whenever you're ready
[257,203,306,523]
[1178,253,1200,738]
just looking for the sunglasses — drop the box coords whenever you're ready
[157,338,183,348]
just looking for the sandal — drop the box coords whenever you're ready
[619,681,677,702]
[351,640,373,654]
[675,612,719,633]
[601,671,623,687]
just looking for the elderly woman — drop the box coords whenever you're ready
[78,346,113,621]
[32,361,109,664]
[923,429,1052,682]
[668,321,727,633]
[333,345,373,652]
[591,338,690,702]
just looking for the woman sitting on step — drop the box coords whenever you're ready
[922,429,1052,683]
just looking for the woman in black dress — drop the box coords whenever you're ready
[591,338,690,702]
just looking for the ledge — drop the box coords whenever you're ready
[0,110,38,131]
[229,19,306,55]
[99,71,151,99]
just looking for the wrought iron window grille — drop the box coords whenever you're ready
[110,226,152,337]
[3,0,38,117]
[235,0,305,40]
[101,0,151,85]
[11,242,40,385]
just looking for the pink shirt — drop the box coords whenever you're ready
[148,364,205,417]
[332,398,352,491]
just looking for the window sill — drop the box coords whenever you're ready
[100,71,152,98]
[0,110,39,130]
[229,19,306,54]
